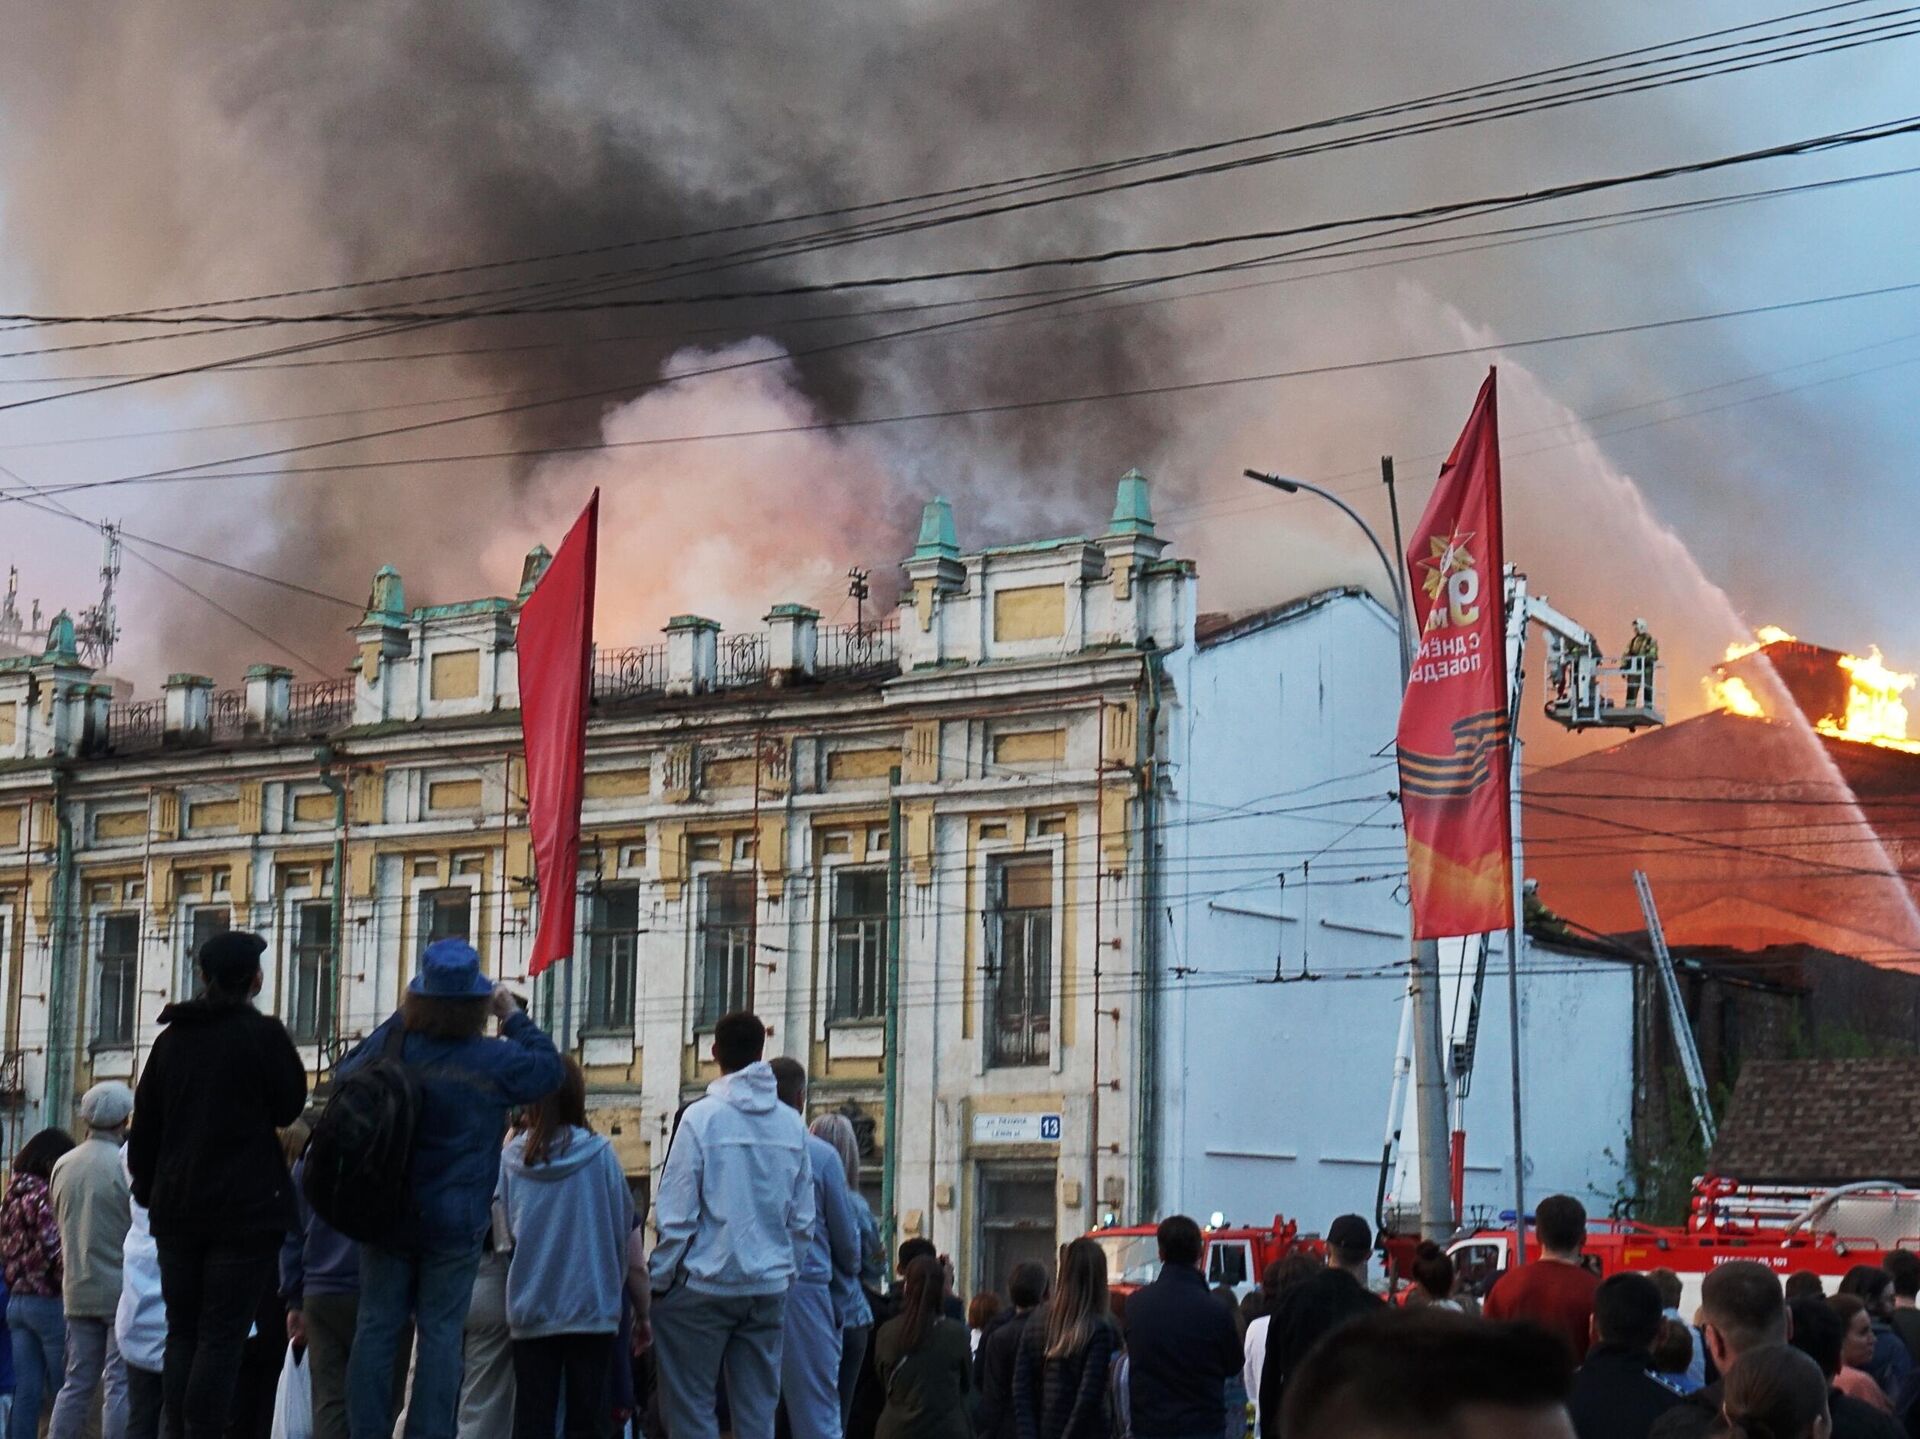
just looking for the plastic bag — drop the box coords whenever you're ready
[270,1345,313,1439]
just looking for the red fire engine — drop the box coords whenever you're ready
[1385,1178,1920,1313]
[1088,1215,1325,1304]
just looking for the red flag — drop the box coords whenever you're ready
[520,491,599,976]
[1396,371,1514,939]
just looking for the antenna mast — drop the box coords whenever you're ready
[75,522,121,667]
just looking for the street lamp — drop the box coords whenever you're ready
[1243,469,1412,683]
[1241,465,1451,1244]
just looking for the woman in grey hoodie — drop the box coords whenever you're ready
[498,1059,633,1439]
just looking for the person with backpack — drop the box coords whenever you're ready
[326,939,564,1439]
[496,1056,633,1439]
[128,932,308,1439]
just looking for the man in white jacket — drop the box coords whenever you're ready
[651,1011,814,1439]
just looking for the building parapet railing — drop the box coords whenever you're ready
[209,688,248,741]
[592,644,667,703]
[716,631,770,689]
[817,619,899,678]
[104,697,164,751]
[287,676,354,732]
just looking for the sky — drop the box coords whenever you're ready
[0,0,1915,763]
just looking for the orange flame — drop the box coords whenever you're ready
[1704,626,1919,752]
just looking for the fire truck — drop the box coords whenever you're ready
[1087,1215,1325,1304]
[1385,1178,1920,1313]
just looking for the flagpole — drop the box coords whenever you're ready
[1503,569,1530,1266]
[1244,465,1451,1242]
[1385,456,1455,1245]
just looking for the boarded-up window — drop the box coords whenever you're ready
[991,585,1066,641]
[992,729,1066,768]
[291,792,335,825]
[584,768,651,800]
[428,779,483,813]
[187,799,240,832]
[0,806,21,849]
[826,747,898,783]
[0,701,15,747]
[703,757,758,790]
[429,650,481,700]
[94,809,147,843]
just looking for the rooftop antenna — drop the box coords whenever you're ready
[847,566,870,633]
[75,522,121,667]
[0,568,20,647]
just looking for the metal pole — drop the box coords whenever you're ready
[881,767,904,1247]
[1246,464,1449,1239]
[1381,457,1455,1242]
[1504,572,1530,1265]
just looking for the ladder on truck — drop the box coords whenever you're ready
[1633,869,1716,1149]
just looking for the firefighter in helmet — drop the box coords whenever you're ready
[1625,617,1658,707]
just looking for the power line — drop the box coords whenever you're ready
[1,9,1914,428]
[18,112,1920,331]
[7,0,1900,330]
[19,268,1920,504]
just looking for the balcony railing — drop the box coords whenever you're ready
[817,619,899,678]
[592,645,666,704]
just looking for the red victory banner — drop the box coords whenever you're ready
[1396,370,1514,939]
[519,491,599,976]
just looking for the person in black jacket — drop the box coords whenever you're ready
[1013,1240,1116,1439]
[128,932,308,1439]
[1564,1272,1680,1439]
[1124,1217,1244,1439]
[1258,1215,1382,1439]
[977,1263,1047,1439]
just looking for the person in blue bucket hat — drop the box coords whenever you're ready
[338,940,564,1439]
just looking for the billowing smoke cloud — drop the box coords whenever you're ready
[0,0,1201,668]
[0,0,1914,724]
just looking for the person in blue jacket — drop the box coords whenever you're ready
[769,1059,861,1439]
[339,940,565,1439]
[497,1056,633,1439]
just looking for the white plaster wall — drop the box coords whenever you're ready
[1157,594,1633,1233]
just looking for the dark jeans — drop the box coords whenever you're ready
[155,1235,282,1439]
[348,1245,482,1439]
[511,1334,615,1439]
[127,1365,165,1439]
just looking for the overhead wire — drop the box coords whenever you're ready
[7,0,1908,335]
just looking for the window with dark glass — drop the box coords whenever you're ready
[585,884,639,1033]
[289,902,331,1042]
[986,857,1052,1067]
[96,912,138,1046]
[829,870,887,1022]
[189,905,230,959]
[696,874,755,1028]
[426,888,472,944]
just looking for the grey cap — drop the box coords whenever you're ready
[80,1080,134,1130]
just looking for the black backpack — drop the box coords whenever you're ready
[303,1024,419,1243]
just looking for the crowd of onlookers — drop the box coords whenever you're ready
[943,1192,1920,1439]
[2,929,1916,1439]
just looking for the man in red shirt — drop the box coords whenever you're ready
[1483,1194,1602,1362]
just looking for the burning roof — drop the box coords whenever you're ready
[1527,628,1920,962]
